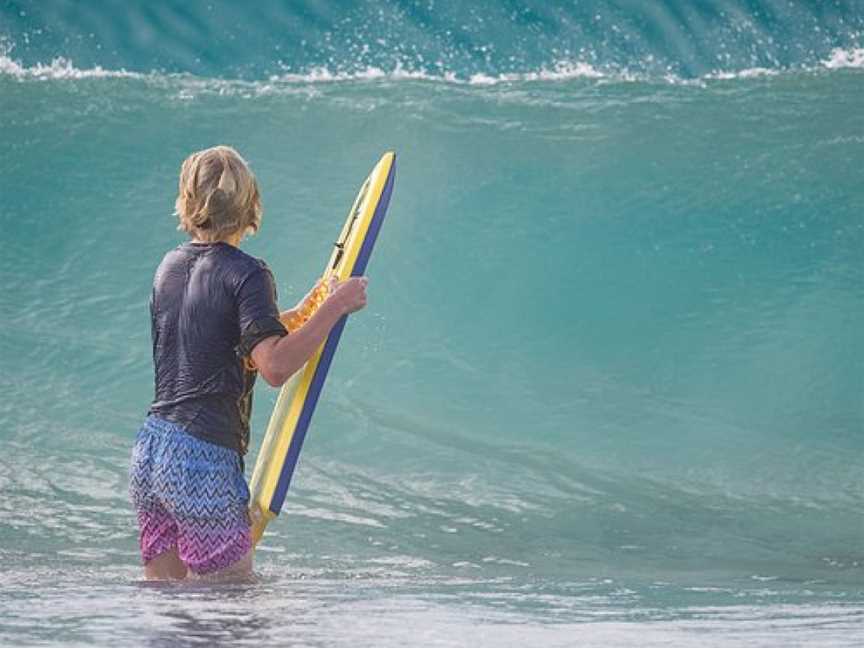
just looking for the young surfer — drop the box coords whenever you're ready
[129,145,367,580]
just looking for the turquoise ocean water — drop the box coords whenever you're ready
[1,1,863,645]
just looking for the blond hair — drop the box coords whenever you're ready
[174,146,262,241]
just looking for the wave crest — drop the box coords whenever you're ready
[2,52,863,87]
[0,55,142,80]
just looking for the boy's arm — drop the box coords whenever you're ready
[252,277,367,387]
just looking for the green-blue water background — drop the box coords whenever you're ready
[1,1,863,645]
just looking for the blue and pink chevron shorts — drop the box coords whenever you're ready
[129,416,251,574]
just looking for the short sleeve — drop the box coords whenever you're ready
[235,263,288,357]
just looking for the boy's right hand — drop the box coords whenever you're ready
[328,276,368,315]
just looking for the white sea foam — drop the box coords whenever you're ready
[272,65,387,83]
[271,60,608,85]
[468,61,608,85]
[821,47,864,69]
[2,48,862,89]
[0,55,143,80]
[269,62,461,84]
[703,67,779,80]
[1,52,612,87]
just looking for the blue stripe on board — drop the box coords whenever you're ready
[351,160,396,277]
[269,157,396,515]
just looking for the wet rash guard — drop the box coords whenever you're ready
[147,241,287,456]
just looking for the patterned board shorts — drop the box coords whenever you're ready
[129,416,252,575]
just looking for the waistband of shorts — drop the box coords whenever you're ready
[141,414,190,436]
[139,415,244,469]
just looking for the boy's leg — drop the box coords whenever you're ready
[176,512,253,579]
[171,458,253,579]
[135,506,184,580]
[161,424,253,580]
[186,548,254,582]
[130,420,184,579]
[144,545,188,580]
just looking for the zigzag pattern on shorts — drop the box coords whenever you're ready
[129,416,251,574]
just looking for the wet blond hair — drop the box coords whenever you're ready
[174,145,262,241]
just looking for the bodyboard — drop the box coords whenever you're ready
[248,152,396,544]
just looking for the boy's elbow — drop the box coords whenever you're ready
[259,365,287,388]
[250,336,288,387]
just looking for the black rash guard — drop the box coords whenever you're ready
[147,241,288,456]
